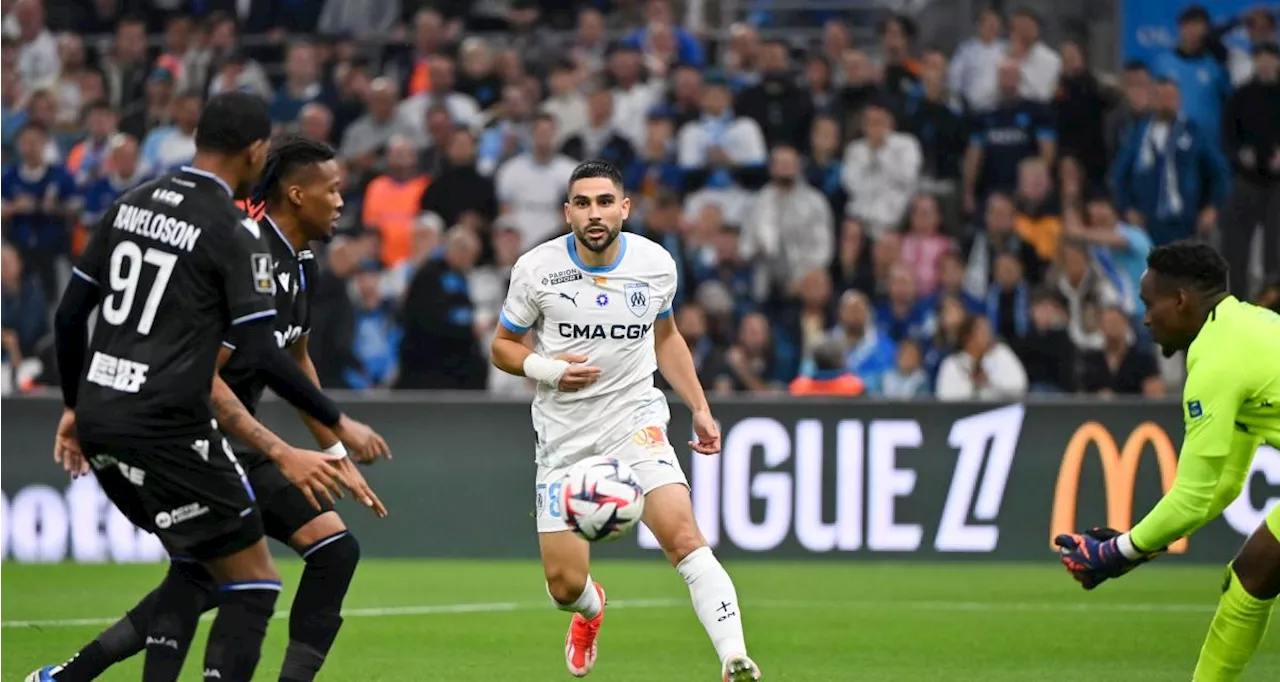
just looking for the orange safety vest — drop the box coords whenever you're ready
[788,373,866,397]
[361,175,431,267]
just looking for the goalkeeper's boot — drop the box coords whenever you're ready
[722,654,762,682]
[25,665,61,682]
[564,582,606,677]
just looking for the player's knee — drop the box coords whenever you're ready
[304,531,361,577]
[545,566,589,606]
[1230,528,1280,600]
[659,528,707,567]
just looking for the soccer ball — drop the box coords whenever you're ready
[559,456,645,542]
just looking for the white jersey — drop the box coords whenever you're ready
[500,232,678,468]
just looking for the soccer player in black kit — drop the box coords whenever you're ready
[32,136,388,682]
[43,93,389,682]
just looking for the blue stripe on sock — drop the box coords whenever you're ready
[299,531,349,559]
[220,581,283,592]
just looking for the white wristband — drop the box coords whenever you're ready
[323,442,348,458]
[523,354,570,388]
[1116,532,1145,560]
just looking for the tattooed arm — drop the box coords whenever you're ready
[212,346,292,462]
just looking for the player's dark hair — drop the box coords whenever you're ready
[568,160,623,192]
[194,91,272,154]
[250,134,337,206]
[1147,240,1229,295]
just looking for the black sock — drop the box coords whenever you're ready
[55,561,217,682]
[202,583,281,681]
[141,561,218,682]
[280,532,360,682]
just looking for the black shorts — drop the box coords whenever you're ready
[237,448,334,544]
[81,428,264,561]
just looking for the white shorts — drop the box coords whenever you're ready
[533,415,689,534]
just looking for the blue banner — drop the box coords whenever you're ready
[1122,0,1278,64]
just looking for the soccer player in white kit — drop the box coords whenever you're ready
[491,160,761,681]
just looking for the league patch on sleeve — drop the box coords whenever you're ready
[1186,400,1204,419]
[251,253,274,294]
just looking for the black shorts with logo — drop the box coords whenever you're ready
[236,448,334,543]
[81,427,264,561]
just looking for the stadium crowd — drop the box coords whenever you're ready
[4,0,1280,399]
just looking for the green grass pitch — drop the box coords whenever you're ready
[3,560,1278,681]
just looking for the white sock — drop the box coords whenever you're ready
[549,574,602,620]
[676,546,746,664]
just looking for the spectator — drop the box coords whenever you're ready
[1053,239,1121,351]
[963,58,1056,212]
[903,50,967,200]
[659,302,720,392]
[395,10,445,97]
[935,314,1028,401]
[660,64,705,130]
[1,124,78,303]
[836,49,880,140]
[206,49,273,101]
[543,60,588,145]
[495,112,576,249]
[1,242,48,367]
[65,101,119,184]
[1255,274,1280,313]
[1006,8,1061,104]
[1014,288,1077,394]
[568,7,609,76]
[140,91,200,174]
[1152,5,1230,147]
[506,0,562,79]
[881,338,929,399]
[735,39,813,151]
[803,115,847,219]
[420,128,498,229]
[842,99,921,239]
[1111,78,1231,245]
[79,134,146,253]
[803,52,839,116]
[1079,306,1166,397]
[362,135,432,268]
[830,289,896,395]
[622,113,682,212]
[829,217,876,298]
[270,40,337,126]
[788,337,865,397]
[899,193,953,296]
[921,292,969,384]
[1053,40,1111,186]
[1064,192,1152,321]
[415,104,457,177]
[1222,41,1280,299]
[780,268,834,370]
[398,55,481,131]
[986,252,1031,343]
[741,145,834,296]
[963,192,1045,296]
[879,14,921,100]
[298,102,334,144]
[821,20,850,78]
[630,189,691,307]
[23,88,66,161]
[708,311,785,393]
[949,8,1006,113]
[1012,157,1061,262]
[154,15,205,94]
[317,0,401,40]
[475,85,537,177]
[347,258,403,389]
[924,249,983,315]
[51,33,88,127]
[398,226,486,389]
[13,0,59,92]
[621,0,706,69]
[677,75,767,225]
[690,224,756,321]
[609,46,665,151]
[719,23,762,91]
[1228,7,1278,85]
[340,78,423,176]
[120,68,176,141]
[381,212,443,305]
[1104,61,1152,165]
[470,220,522,338]
[561,85,637,170]
[455,38,502,111]
[310,237,361,387]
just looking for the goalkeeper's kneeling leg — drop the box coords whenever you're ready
[1192,513,1280,682]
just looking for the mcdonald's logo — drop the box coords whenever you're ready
[1050,421,1188,553]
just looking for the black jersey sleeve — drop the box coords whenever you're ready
[298,249,318,335]
[71,203,121,288]
[218,217,279,326]
[226,316,342,427]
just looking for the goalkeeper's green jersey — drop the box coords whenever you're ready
[1130,296,1280,552]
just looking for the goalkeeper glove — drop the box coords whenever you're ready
[1053,527,1165,590]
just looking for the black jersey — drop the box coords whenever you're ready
[72,166,277,442]
[219,214,317,417]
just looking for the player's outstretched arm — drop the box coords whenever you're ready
[653,316,720,454]
[287,335,389,462]
[51,274,104,478]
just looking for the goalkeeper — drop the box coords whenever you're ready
[1055,241,1280,681]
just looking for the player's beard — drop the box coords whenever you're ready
[575,221,621,253]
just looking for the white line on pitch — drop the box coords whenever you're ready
[0,597,1215,629]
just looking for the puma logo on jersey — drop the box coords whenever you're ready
[559,291,579,306]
